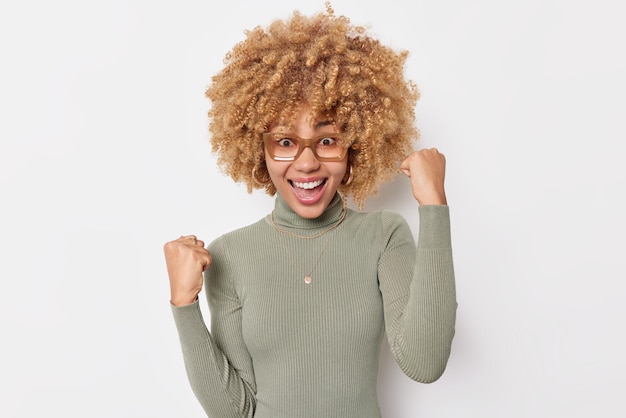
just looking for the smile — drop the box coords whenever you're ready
[291,179,325,189]
[289,178,328,202]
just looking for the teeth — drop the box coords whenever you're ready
[292,179,324,189]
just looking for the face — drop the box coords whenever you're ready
[264,106,348,219]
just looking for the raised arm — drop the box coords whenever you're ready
[166,236,256,417]
[378,207,457,382]
[379,147,457,382]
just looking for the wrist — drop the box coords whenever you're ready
[170,290,199,307]
[416,191,447,206]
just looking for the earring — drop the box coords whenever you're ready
[252,165,271,186]
[341,164,353,186]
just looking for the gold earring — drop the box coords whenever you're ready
[341,164,353,186]
[252,165,271,186]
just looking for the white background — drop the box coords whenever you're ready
[1,0,624,417]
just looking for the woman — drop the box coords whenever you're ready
[164,4,457,417]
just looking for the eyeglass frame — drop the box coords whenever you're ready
[262,132,351,162]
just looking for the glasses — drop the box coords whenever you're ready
[262,132,350,162]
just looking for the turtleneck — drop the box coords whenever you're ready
[268,192,346,232]
[170,194,456,418]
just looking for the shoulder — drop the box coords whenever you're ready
[344,208,412,247]
[347,208,409,230]
[207,216,270,254]
[204,217,270,289]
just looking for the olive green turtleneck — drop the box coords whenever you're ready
[171,193,457,417]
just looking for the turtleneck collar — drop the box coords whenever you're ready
[270,192,345,232]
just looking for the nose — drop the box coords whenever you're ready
[292,145,320,172]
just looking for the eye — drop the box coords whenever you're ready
[318,137,337,147]
[276,137,297,148]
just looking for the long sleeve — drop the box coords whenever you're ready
[170,195,456,417]
[377,205,457,383]
[170,236,256,417]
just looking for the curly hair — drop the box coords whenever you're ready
[206,2,419,207]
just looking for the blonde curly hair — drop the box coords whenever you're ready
[206,2,419,207]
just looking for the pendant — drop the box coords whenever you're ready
[304,275,312,284]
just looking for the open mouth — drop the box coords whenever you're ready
[290,178,327,199]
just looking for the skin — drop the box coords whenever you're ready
[264,106,349,220]
[164,106,447,306]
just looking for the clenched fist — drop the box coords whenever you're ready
[163,235,212,306]
[399,148,448,205]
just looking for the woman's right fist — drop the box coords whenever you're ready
[164,235,212,306]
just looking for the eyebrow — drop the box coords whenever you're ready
[314,120,332,129]
[272,119,333,132]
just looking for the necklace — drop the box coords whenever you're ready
[270,197,347,284]
[274,230,336,284]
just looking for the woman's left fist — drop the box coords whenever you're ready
[399,148,447,205]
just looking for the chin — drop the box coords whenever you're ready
[285,181,336,219]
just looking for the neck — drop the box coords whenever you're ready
[270,193,346,237]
